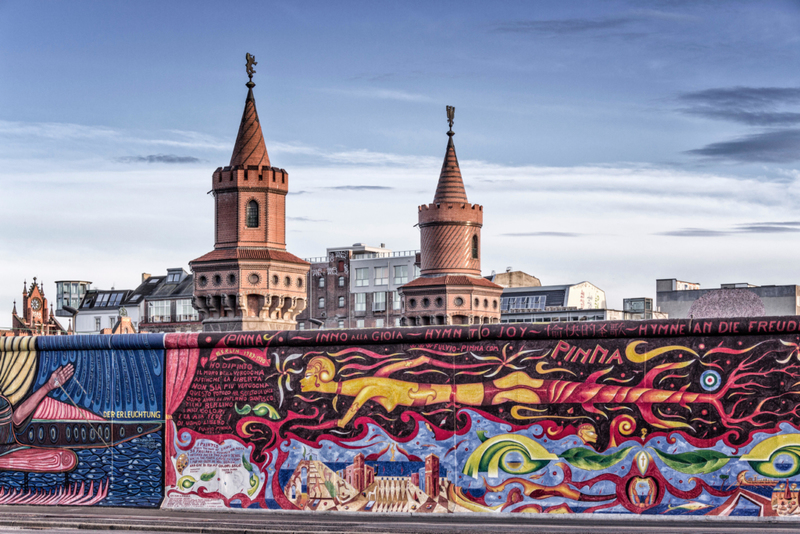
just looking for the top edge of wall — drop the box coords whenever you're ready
[4,317,797,352]
[169,316,799,350]
[0,333,166,352]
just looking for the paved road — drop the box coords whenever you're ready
[2,507,800,534]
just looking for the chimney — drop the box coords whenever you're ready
[142,273,151,282]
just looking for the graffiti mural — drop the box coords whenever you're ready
[0,335,164,507]
[161,318,800,516]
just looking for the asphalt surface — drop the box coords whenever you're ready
[2,507,800,534]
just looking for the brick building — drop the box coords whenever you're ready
[343,453,375,493]
[191,59,309,331]
[297,243,419,330]
[424,453,440,499]
[400,108,502,326]
[7,278,67,336]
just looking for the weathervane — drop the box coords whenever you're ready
[446,105,455,134]
[245,53,257,87]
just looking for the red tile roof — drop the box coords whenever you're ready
[401,275,502,289]
[190,248,308,265]
[432,133,469,204]
[229,86,270,168]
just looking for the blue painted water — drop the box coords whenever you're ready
[0,432,163,507]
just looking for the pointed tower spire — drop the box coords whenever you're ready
[12,300,16,315]
[229,53,270,168]
[432,106,468,204]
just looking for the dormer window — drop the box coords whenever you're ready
[246,200,259,228]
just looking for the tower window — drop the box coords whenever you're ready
[472,235,479,260]
[246,200,259,228]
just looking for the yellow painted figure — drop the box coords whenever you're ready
[300,356,547,427]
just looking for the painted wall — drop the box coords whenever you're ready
[162,318,800,517]
[0,335,164,506]
[6,317,800,517]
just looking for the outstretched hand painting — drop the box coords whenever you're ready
[0,336,164,507]
[163,320,800,516]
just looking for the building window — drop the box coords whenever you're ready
[502,296,546,311]
[94,317,101,330]
[338,320,345,328]
[355,268,369,287]
[338,261,345,272]
[472,235,479,259]
[298,322,305,330]
[375,318,384,328]
[392,291,401,311]
[176,299,198,321]
[338,276,345,287]
[318,297,325,309]
[318,277,325,288]
[373,292,386,312]
[393,265,408,285]
[356,319,365,328]
[374,267,388,286]
[355,293,366,312]
[394,317,401,327]
[109,316,116,328]
[148,300,171,323]
[246,200,259,228]
[338,296,345,308]
[414,264,421,279]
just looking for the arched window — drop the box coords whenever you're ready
[245,200,259,228]
[471,234,479,259]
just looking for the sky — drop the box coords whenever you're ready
[1,0,800,326]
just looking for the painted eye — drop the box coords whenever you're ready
[700,370,721,391]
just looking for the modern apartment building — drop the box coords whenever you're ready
[297,243,419,329]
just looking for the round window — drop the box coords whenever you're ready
[484,299,489,308]
[198,276,208,288]
[474,298,480,307]
[492,300,498,309]
[213,274,222,286]
[454,297,464,306]
[409,298,417,309]
[227,274,236,286]
[297,277,304,288]
[248,273,260,285]
[435,297,443,307]
[422,298,430,308]
[284,276,291,287]
[272,275,279,285]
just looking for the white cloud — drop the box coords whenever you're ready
[2,129,800,323]
[318,87,432,102]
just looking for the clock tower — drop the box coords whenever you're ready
[11,277,67,336]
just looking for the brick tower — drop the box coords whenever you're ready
[191,55,309,332]
[400,107,502,326]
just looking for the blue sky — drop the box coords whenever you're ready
[2,0,800,323]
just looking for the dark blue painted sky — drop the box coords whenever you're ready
[1,1,800,317]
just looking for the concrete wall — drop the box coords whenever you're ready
[6,317,800,517]
[161,319,800,517]
[0,335,163,506]
[657,285,799,319]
